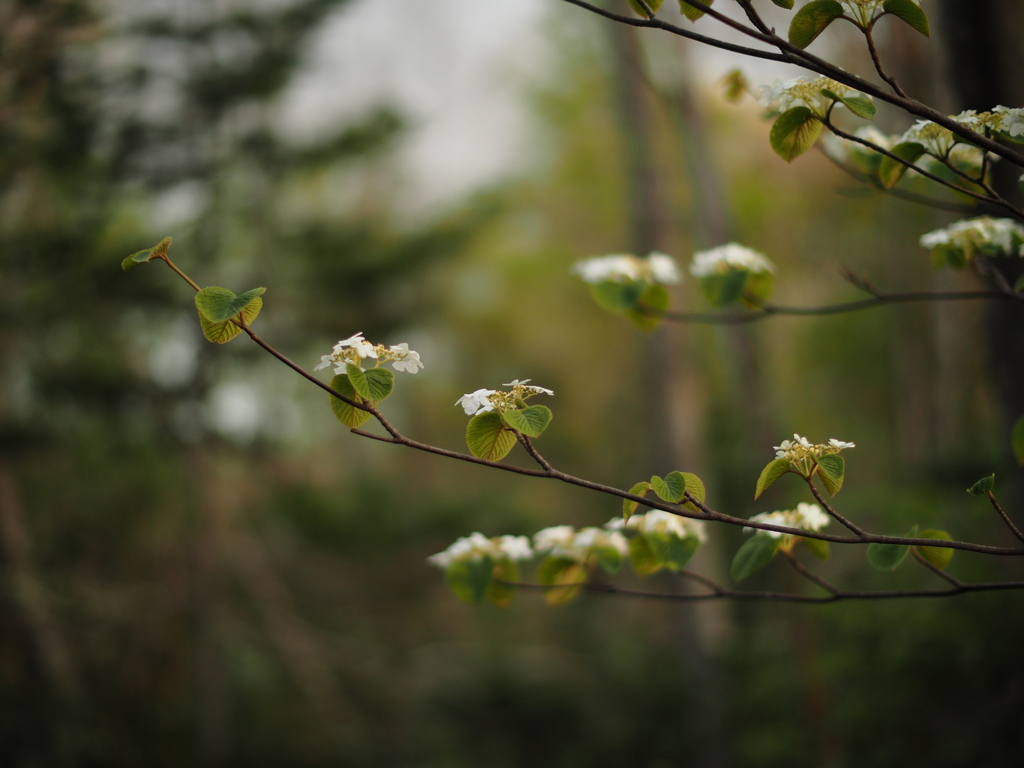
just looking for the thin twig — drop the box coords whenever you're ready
[500,578,1024,604]
[784,550,840,594]
[863,27,906,97]
[153,253,1024,557]
[516,433,554,473]
[988,492,1024,544]
[656,289,1020,325]
[558,0,1024,170]
[806,477,866,537]
[825,121,1024,217]
[911,548,964,589]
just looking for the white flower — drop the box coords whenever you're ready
[505,379,554,397]
[610,510,707,543]
[495,535,533,561]
[572,252,681,285]
[427,531,495,568]
[993,106,1024,137]
[746,503,830,538]
[647,252,682,284]
[794,502,830,531]
[455,388,496,415]
[533,525,577,556]
[829,439,855,450]
[899,120,956,156]
[427,532,534,569]
[388,343,424,374]
[758,76,869,119]
[336,332,377,360]
[690,243,775,278]
[314,355,334,371]
[919,216,1024,258]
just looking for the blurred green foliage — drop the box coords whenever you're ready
[0,0,1022,766]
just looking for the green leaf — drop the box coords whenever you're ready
[363,367,395,402]
[699,269,749,308]
[345,363,373,400]
[486,560,519,608]
[823,91,877,120]
[589,281,644,314]
[466,411,517,461]
[627,283,670,332]
[197,296,262,344]
[755,457,791,499]
[329,374,373,429]
[651,472,686,503]
[772,0,794,8]
[195,286,266,323]
[967,474,995,496]
[917,529,953,570]
[593,546,624,574]
[623,481,653,521]
[537,557,586,606]
[882,0,929,37]
[731,534,781,582]
[628,535,663,577]
[678,0,714,22]
[1013,416,1024,466]
[679,472,706,513]
[627,0,664,15]
[867,525,918,571]
[501,405,552,438]
[788,0,844,47]
[445,556,495,603]
[799,537,830,561]
[646,532,700,571]
[816,454,845,496]
[740,272,774,308]
[878,141,925,188]
[769,107,823,162]
[121,236,173,270]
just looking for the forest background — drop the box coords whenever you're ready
[2,0,1023,765]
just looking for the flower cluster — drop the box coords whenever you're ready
[690,243,775,278]
[774,434,855,475]
[455,379,554,416]
[758,76,869,118]
[426,532,533,569]
[919,217,1024,261]
[952,107,1024,139]
[572,252,681,285]
[899,119,956,156]
[606,510,707,543]
[837,0,919,26]
[533,525,628,563]
[315,332,424,374]
[745,503,831,539]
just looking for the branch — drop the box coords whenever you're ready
[784,549,840,594]
[988,491,1024,544]
[558,0,1024,170]
[863,26,906,98]
[911,548,964,589]
[805,476,865,537]
[153,256,1024,558]
[500,578,1024,604]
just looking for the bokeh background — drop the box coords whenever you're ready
[3,0,1024,765]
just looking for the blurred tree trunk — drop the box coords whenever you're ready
[936,0,1024,485]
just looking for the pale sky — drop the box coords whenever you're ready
[278,0,804,209]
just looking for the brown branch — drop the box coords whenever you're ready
[863,27,906,98]
[911,548,964,589]
[148,251,1024,558]
[824,121,1024,217]
[784,550,840,594]
[501,578,1024,604]
[806,477,865,536]
[988,491,1024,544]
[558,0,1024,170]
